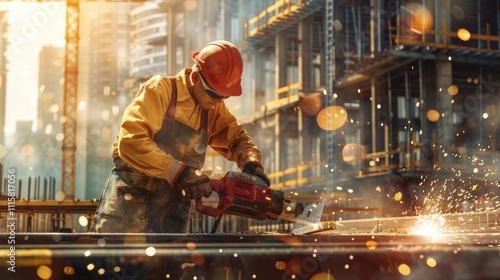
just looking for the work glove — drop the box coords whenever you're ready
[176,166,212,199]
[243,162,271,187]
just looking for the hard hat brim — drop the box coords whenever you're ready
[192,47,243,97]
[213,81,242,97]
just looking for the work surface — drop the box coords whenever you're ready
[1,232,499,279]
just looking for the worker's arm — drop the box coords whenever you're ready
[207,103,263,170]
[116,75,185,185]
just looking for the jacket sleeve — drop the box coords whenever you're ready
[207,103,263,170]
[116,75,185,184]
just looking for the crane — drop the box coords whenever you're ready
[3,0,147,199]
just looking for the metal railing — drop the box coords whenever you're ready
[390,15,500,53]
[267,144,500,190]
[243,0,302,39]
[0,175,97,233]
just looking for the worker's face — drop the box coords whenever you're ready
[192,70,227,109]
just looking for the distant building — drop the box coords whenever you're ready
[3,121,34,178]
[79,3,135,199]
[129,1,167,78]
[38,46,64,136]
[35,45,65,180]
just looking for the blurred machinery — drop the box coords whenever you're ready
[2,0,500,233]
[1,229,499,280]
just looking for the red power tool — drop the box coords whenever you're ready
[195,171,286,227]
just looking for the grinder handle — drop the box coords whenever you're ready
[195,180,226,217]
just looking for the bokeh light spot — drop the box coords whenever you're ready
[97,238,106,247]
[398,264,411,276]
[55,191,66,202]
[50,104,60,113]
[394,192,403,201]
[20,144,34,157]
[451,5,465,20]
[78,215,89,227]
[187,242,197,250]
[145,246,156,256]
[63,266,75,275]
[299,92,323,116]
[427,258,437,267]
[333,19,343,31]
[426,109,440,122]
[275,260,287,270]
[55,132,65,142]
[124,193,133,201]
[457,28,471,41]
[408,3,434,33]
[37,265,52,280]
[316,106,347,131]
[342,144,366,165]
[447,85,459,96]
[365,240,378,250]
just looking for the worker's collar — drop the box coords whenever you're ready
[175,68,195,102]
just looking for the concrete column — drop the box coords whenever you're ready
[220,0,232,39]
[298,20,313,179]
[436,61,454,148]
[298,21,312,91]
[254,46,265,111]
[276,32,288,97]
[434,0,450,44]
[274,32,287,173]
[434,0,452,150]
[370,0,377,57]
[371,77,377,152]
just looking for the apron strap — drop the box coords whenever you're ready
[166,77,177,119]
[167,77,209,132]
[201,109,208,131]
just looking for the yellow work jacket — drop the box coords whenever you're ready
[111,68,262,185]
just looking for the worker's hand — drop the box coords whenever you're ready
[176,166,212,199]
[243,162,271,187]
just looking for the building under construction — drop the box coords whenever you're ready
[238,0,500,225]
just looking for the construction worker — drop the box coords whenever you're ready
[89,40,270,233]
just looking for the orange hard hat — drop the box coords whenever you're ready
[192,40,243,97]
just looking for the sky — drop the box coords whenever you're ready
[0,2,66,134]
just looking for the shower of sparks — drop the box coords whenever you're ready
[408,151,500,236]
[410,214,446,235]
[416,173,500,215]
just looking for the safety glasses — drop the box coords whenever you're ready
[198,71,229,99]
